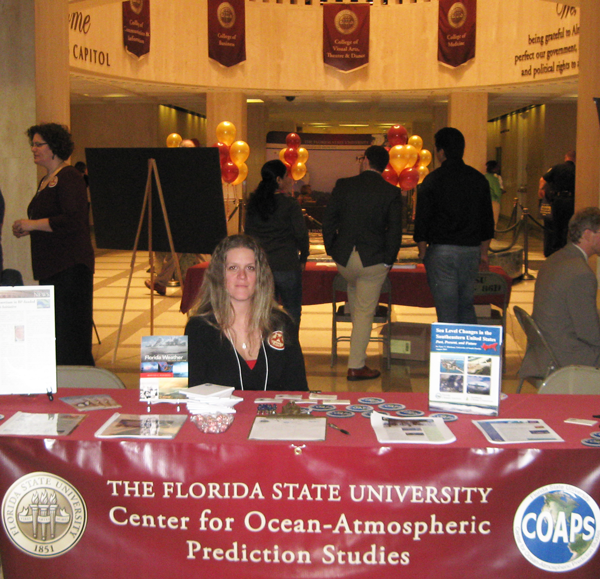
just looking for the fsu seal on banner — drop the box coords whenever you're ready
[323,4,369,73]
[208,0,246,68]
[123,0,150,59]
[438,0,476,68]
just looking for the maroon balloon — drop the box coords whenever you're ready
[221,160,239,184]
[213,142,230,165]
[283,147,299,166]
[382,164,399,186]
[286,133,301,148]
[399,167,420,191]
[387,125,408,148]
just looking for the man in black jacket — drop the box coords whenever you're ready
[323,146,403,381]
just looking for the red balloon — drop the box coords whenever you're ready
[213,142,230,165]
[387,125,408,147]
[283,147,299,166]
[382,164,398,186]
[286,133,301,148]
[221,160,239,184]
[398,167,420,191]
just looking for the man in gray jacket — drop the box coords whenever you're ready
[520,207,600,378]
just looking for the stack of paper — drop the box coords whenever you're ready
[180,384,243,415]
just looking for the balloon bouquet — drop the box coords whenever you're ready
[382,125,432,191]
[212,121,250,186]
[279,133,309,182]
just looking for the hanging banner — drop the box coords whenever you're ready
[208,0,246,68]
[438,0,476,68]
[122,0,151,59]
[323,4,369,73]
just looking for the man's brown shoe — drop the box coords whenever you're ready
[347,366,381,381]
[145,279,167,296]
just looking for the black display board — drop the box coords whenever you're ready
[86,148,227,253]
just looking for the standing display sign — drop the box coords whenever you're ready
[323,4,369,72]
[123,0,151,59]
[438,0,477,68]
[429,323,502,416]
[208,0,246,67]
[0,286,56,396]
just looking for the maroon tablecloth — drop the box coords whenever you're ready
[181,262,512,313]
[0,390,598,579]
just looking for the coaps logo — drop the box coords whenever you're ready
[513,484,600,572]
[2,472,87,558]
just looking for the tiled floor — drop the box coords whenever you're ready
[90,234,545,395]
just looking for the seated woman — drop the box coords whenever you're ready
[184,234,308,391]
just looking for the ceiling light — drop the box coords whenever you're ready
[339,124,369,127]
[247,98,264,103]
[103,93,133,98]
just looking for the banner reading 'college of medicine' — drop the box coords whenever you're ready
[208,0,246,68]
[323,4,369,73]
[123,0,150,59]
[438,0,476,68]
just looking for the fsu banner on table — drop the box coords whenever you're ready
[122,0,151,59]
[208,0,246,68]
[438,0,476,68]
[323,4,369,73]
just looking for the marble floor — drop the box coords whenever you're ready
[90,234,544,395]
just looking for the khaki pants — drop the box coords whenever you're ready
[337,250,389,369]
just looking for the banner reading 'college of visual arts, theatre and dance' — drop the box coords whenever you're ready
[323,4,369,73]
[208,0,246,68]
[438,0,476,68]
[123,0,151,59]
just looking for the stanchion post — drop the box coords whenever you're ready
[521,207,536,281]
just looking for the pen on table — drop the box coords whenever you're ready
[593,415,600,419]
[328,422,350,435]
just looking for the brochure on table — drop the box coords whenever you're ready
[473,419,564,444]
[95,413,187,439]
[370,412,456,444]
[0,286,56,396]
[139,336,188,403]
[428,323,503,416]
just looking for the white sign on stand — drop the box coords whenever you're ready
[0,286,56,396]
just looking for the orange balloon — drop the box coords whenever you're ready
[417,165,429,184]
[420,149,432,167]
[408,135,423,152]
[216,121,236,146]
[389,145,409,174]
[403,144,419,168]
[232,162,248,185]
[230,140,250,165]
[297,147,309,164]
[291,162,307,181]
[166,133,182,148]
[279,147,289,166]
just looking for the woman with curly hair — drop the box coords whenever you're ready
[244,159,309,329]
[13,122,95,366]
[184,234,308,391]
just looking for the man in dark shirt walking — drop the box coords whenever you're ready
[413,127,495,324]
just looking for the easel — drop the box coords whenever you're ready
[112,159,184,363]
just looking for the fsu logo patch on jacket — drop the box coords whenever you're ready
[268,331,285,350]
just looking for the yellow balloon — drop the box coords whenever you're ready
[389,145,409,174]
[166,133,182,148]
[230,140,250,165]
[408,135,423,152]
[420,149,432,167]
[216,121,236,146]
[297,147,309,164]
[403,144,419,168]
[232,162,248,185]
[291,162,306,182]
[279,147,288,165]
[417,165,429,184]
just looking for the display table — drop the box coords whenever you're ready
[0,390,598,578]
[180,262,512,313]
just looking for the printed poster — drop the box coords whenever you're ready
[139,336,188,402]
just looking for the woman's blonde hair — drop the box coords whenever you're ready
[190,234,277,338]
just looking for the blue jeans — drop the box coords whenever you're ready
[273,269,303,328]
[424,244,481,324]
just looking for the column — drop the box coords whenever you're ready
[448,92,488,173]
[207,92,248,235]
[575,0,600,210]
